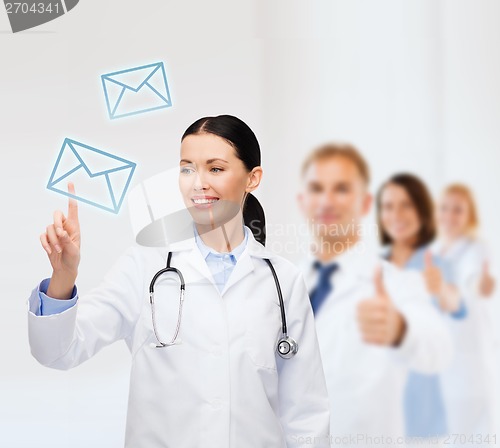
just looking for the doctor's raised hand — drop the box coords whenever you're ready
[423,250,460,312]
[357,265,407,346]
[479,260,496,297]
[422,250,444,296]
[39,182,81,300]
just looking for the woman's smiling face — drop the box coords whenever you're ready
[179,132,252,226]
[437,192,471,239]
[379,183,421,245]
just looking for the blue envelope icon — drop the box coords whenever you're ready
[101,62,172,120]
[47,138,137,214]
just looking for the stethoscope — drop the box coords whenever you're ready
[149,251,299,359]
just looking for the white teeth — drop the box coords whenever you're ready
[193,198,218,204]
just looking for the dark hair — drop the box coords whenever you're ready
[181,115,266,245]
[376,173,436,248]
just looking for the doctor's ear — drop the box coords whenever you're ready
[297,192,305,212]
[246,167,263,192]
[362,193,373,216]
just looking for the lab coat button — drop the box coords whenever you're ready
[211,347,222,357]
[211,399,222,409]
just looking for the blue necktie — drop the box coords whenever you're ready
[309,261,339,315]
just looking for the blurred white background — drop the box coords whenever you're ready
[1,0,499,446]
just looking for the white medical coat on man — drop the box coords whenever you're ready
[302,243,453,445]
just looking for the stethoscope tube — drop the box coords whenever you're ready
[263,258,287,336]
[149,253,186,348]
[263,258,298,359]
[149,253,298,359]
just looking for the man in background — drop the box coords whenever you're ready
[297,143,453,446]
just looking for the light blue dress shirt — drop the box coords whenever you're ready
[36,225,249,316]
[36,278,79,316]
[390,246,467,438]
[194,224,249,292]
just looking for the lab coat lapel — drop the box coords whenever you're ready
[327,263,367,302]
[166,226,275,296]
[167,236,220,292]
[312,246,379,304]
[441,237,471,260]
[221,229,275,296]
[220,249,255,296]
[330,271,362,300]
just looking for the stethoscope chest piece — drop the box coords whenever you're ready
[277,336,298,359]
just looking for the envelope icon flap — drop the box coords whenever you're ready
[107,166,136,211]
[66,139,134,177]
[48,138,137,214]
[103,63,162,92]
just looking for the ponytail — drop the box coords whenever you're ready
[243,193,266,246]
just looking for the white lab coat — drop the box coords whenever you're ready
[432,237,498,441]
[301,245,453,445]
[27,227,330,448]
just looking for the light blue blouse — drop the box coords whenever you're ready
[193,224,249,292]
[395,246,466,438]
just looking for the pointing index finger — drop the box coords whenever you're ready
[67,182,79,220]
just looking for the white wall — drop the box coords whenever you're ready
[0,1,263,446]
[441,0,500,257]
[257,0,445,256]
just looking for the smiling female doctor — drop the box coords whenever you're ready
[27,115,330,448]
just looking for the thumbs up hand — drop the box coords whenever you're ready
[357,265,407,347]
[422,250,462,312]
[479,260,496,298]
[423,250,444,296]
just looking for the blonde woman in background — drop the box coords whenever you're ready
[433,184,497,445]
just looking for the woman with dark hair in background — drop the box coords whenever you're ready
[27,115,330,447]
[376,173,466,443]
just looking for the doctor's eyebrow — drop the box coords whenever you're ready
[180,158,229,164]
